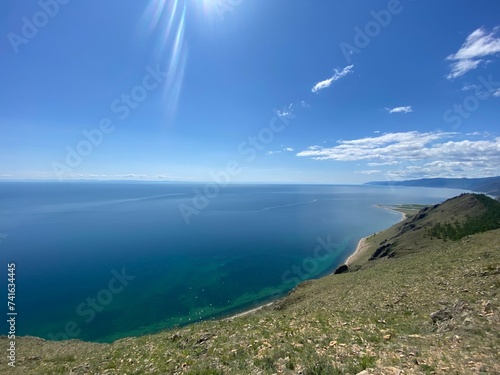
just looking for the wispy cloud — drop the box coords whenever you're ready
[276,103,294,118]
[462,83,479,91]
[266,147,294,156]
[385,106,413,114]
[356,170,382,175]
[297,131,500,178]
[446,27,500,79]
[367,161,400,166]
[461,81,500,97]
[311,65,354,93]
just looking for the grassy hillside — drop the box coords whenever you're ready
[350,194,500,267]
[2,195,499,375]
[427,194,500,240]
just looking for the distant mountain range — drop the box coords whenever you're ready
[366,176,500,198]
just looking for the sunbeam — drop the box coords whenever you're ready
[164,4,187,117]
[140,0,188,119]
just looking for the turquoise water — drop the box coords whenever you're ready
[0,182,466,342]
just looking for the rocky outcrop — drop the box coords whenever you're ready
[333,264,349,274]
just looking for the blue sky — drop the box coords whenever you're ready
[1,0,499,183]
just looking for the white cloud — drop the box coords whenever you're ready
[266,147,294,156]
[311,65,354,93]
[367,161,401,166]
[446,27,500,79]
[297,131,500,179]
[297,131,454,161]
[462,83,479,91]
[447,59,482,79]
[276,103,294,118]
[356,170,382,175]
[462,80,500,97]
[277,110,291,118]
[385,106,413,114]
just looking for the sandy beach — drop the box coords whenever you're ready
[345,236,371,265]
[224,302,275,320]
[345,207,407,266]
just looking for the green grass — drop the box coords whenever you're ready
[428,194,500,240]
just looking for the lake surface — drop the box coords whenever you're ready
[0,182,467,342]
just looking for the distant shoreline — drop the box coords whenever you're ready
[345,206,406,266]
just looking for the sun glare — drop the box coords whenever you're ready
[141,0,187,118]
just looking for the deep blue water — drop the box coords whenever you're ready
[0,182,467,342]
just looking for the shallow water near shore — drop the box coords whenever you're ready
[0,182,467,342]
